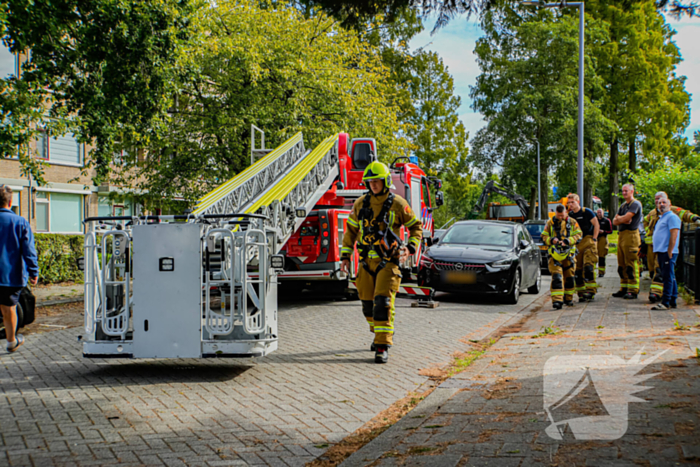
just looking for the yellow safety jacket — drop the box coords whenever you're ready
[341,191,423,262]
[643,205,698,245]
[541,217,582,248]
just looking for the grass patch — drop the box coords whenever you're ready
[532,322,563,338]
[447,338,495,377]
[608,231,619,256]
[673,320,691,331]
[408,447,436,455]
[678,284,695,306]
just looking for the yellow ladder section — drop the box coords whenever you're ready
[246,134,338,214]
[193,132,303,215]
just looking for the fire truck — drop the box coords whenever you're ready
[278,133,443,295]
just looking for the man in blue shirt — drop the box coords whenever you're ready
[651,197,681,310]
[0,185,39,352]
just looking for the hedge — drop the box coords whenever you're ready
[35,234,84,284]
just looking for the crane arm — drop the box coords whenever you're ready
[471,180,530,219]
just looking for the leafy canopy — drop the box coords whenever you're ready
[117,0,407,208]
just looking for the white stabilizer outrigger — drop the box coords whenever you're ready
[82,131,339,359]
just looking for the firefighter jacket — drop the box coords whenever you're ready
[541,217,582,247]
[643,205,699,245]
[340,191,423,262]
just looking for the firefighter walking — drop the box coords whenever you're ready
[567,194,600,301]
[340,161,423,364]
[612,184,643,299]
[596,209,613,277]
[541,204,582,310]
[643,191,700,303]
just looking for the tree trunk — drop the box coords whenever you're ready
[629,135,636,174]
[528,185,537,220]
[609,137,619,216]
[584,179,593,210]
[540,172,549,220]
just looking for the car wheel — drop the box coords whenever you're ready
[528,268,541,294]
[503,268,521,304]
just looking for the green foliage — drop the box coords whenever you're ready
[1,0,197,184]
[116,0,407,209]
[470,6,614,207]
[635,163,700,215]
[34,234,83,284]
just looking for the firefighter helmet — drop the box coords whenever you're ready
[549,243,573,262]
[362,161,394,189]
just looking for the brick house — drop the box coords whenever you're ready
[1,45,140,234]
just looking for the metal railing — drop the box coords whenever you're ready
[677,224,699,302]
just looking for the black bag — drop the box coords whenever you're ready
[18,287,36,327]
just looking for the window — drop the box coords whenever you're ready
[35,192,83,233]
[36,192,49,231]
[98,196,135,217]
[10,191,20,215]
[0,44,15,79]
[34,131,83,165]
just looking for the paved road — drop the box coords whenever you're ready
[0,281,548,466]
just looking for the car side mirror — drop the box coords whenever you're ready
[436,191,444,207]
[433,237,440,245]
[519,239,529,250]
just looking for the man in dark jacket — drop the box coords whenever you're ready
[0,185,39,353]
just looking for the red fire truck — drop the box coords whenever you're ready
[279,133,443,295]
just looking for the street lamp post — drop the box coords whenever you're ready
[537,140,541,220]
[523,0,585,204]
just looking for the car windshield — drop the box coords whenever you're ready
[441,224,514,247]
[525,223,545,239]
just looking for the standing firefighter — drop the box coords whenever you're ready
[340,161,423,364]
[567,194,600,301]
[542,205,582,310]
[643,191,700,303]
[596,209,613,277]
[612,184,643,299]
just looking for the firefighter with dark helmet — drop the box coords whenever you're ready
[541,204,583,310]
[340,161,423,364]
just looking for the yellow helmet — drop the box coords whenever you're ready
[549,244,573,262]
[362,161,394,189]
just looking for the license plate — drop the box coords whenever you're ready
[444,271,477,284]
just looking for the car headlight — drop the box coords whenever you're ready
[491,257,516,269]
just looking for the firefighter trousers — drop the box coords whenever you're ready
[647,250,664,298]
[617,230,641,294]
[356,258,402,346]
[597,236,609,275]
[548,256,576,304]
[575,236,598,296]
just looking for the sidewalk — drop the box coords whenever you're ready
[32,282,83,306]
[341,257,700,467]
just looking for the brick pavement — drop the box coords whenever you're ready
[0,282,547,466]
[342,257,700,466]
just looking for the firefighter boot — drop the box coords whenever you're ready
[375,345,389,364]
[564,300,574,307]
[612,289,627,298]
[553,302,563,310]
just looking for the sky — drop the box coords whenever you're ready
[410,14,700,146]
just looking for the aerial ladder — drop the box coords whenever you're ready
[81,132,340,359]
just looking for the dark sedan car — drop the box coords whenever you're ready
[418,220,541,304]
[524,219,549,272]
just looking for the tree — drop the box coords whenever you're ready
[584,0,690,216]
[296,0,700,32]
[115,0,407,209]
[469,6,614,216]
[0,0,196,183]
